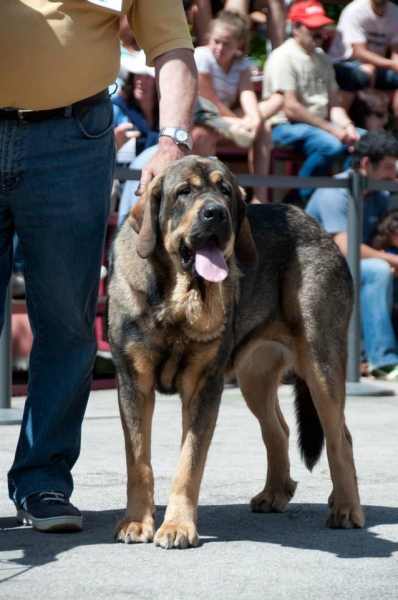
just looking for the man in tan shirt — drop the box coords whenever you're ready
[0,0,197,533]
[263,0,361,206]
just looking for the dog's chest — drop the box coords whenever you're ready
[155,329,221,397]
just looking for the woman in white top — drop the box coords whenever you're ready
[193,10,282,203]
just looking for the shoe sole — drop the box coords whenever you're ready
[17,509,83,533]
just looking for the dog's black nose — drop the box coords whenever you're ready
[201,204,227,222]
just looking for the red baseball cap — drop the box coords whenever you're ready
[288,1,334,28]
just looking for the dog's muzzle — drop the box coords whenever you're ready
[180,202,231,283]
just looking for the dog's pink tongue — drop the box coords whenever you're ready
[195,247,228,282]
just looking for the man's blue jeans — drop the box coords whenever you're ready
[0,99,115,507]
[333,60,398,92]
[271,122,355,201]
[361,258,398,370]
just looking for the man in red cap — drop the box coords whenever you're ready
[263,0,362,206]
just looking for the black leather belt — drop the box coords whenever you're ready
[0,89,110,123]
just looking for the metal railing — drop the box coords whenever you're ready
[2,168,398,411]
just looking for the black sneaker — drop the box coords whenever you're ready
[17,491,83,533]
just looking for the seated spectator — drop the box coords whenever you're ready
[192,9,283,203]
[263,0,362,207]
[112,51,159,160]
[112,51,159,212]
[306,131,398,380]
[349,88,390,131]
[328,0,398,132]
[225,0,287,49]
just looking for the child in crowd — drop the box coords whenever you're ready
[192,9,283,203]
[372,209,398,334]
[371,210,398,254]
[349,88,390,132]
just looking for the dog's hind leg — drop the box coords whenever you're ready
[236,343,297,514]
[114,361,157,544]
[294,343,365,529]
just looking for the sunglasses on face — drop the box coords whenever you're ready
[311,33,327,42]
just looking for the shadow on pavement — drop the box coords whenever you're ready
[0,503,397,574]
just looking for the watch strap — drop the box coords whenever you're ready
[158,127,193,150]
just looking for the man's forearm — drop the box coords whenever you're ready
[155,49,198,130]
[352,45,398,72]
[136,49,197,195]
[329,106,353,127]
[284,101,334,133]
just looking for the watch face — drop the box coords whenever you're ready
[175,129,188,143]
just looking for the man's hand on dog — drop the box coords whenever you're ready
[135,135,191,197]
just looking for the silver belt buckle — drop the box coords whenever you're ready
[18,109,34,123]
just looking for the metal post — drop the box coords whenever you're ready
[0,284,12,408]
[347,170,365,382]
[345,171,392,396]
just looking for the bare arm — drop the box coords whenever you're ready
[198,71,236,117]
[351,42,398,72]
[136,49,198,195]
[334,232,398,274]
[258,92,284,120]
[284,90,359,144]
[329,91,360,144]
[284,90,345,135]
[192,0,213,46]
[238,68,261,130]
[266,0,287,49]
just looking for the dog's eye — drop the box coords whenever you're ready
[220,184,231,197]
[178,187,191,196]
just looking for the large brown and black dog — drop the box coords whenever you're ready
[107,156,364,549]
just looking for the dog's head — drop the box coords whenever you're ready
[129,156,258,282]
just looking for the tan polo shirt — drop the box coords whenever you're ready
[263,37,339,126]
[0,0,193,110]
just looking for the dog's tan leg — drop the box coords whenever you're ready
[115,365,156,544]
[299,355,365,529]
[237,346,297,513]
[154,382,222,549]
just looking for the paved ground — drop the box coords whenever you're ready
[0,381,397,600]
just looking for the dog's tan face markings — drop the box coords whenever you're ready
[161,166,235,278]
[209,170,224,186]
[188,174,202,188]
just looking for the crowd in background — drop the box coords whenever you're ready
[11,0,398,380]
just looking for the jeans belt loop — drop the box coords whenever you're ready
[64,105,73,117]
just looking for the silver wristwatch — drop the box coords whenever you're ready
[158,127,193,150]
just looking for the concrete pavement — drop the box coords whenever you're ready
[0,382,397,599]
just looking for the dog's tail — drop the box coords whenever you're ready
[293,375,324,471]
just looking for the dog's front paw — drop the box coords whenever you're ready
[154,522,199,549]
[250,478,297,513]
[115,518,155,543]
[326,505,365,529]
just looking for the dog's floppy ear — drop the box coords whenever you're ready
[235,186,258,267]
[128,175,162,258]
